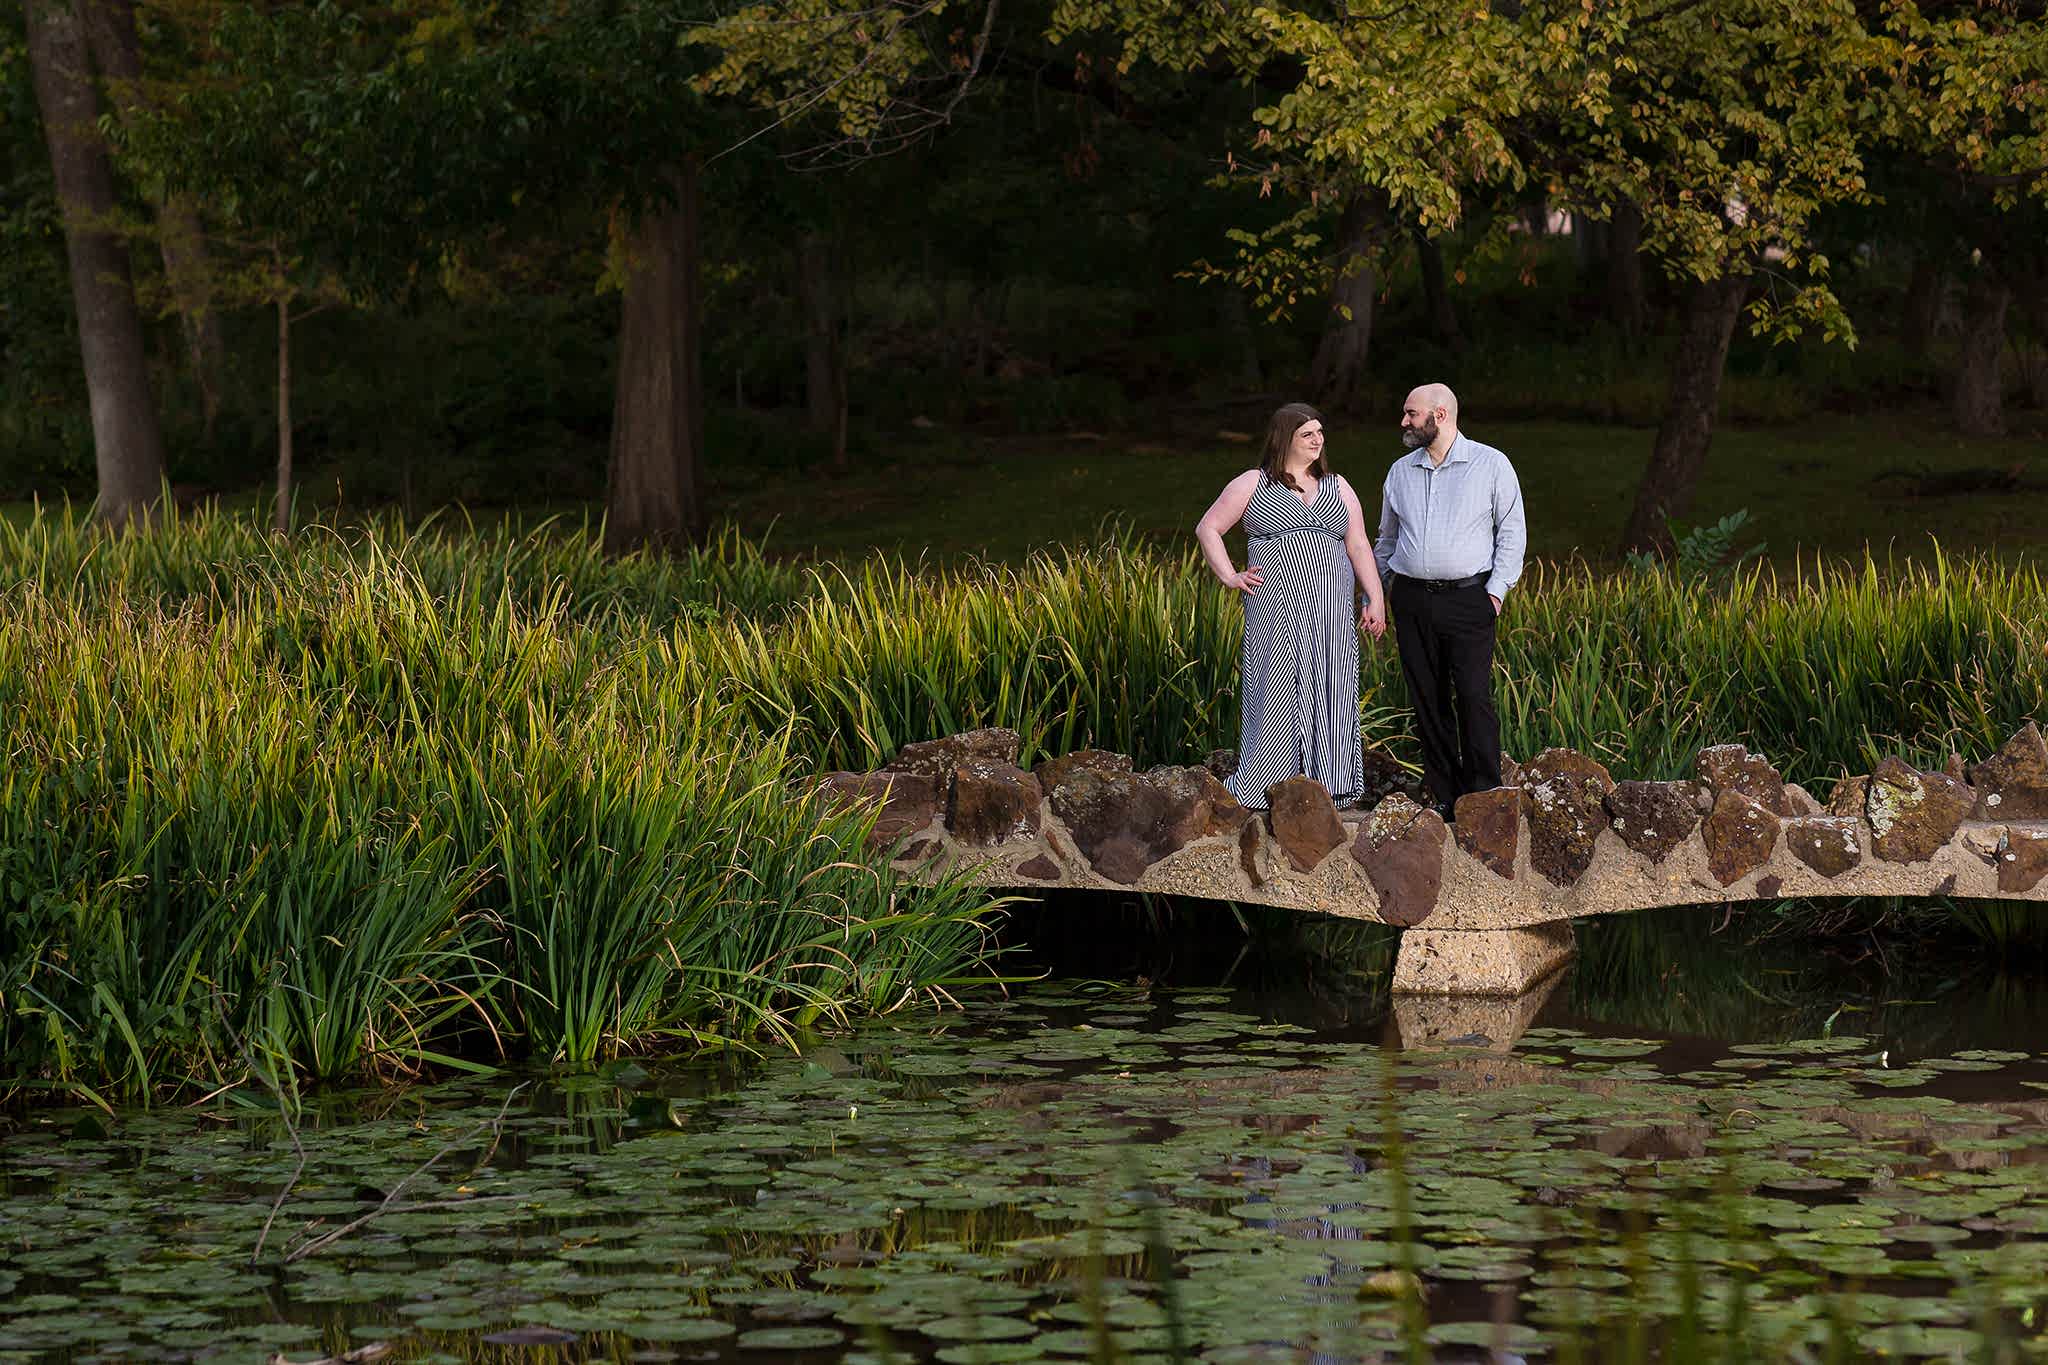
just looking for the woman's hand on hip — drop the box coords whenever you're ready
[1229,567,1263,596]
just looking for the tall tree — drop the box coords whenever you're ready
[1255,0,1885,555]
[22,0,165,525]
[80,0,227,440]
[1873,1,2048,440]
[606,165,706,550]
[1306,192,1383,408]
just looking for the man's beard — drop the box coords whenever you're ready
[1400,417,1438,449]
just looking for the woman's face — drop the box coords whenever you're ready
[1290,419,1325,464]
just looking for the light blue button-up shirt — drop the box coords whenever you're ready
[1372,433,1526,602]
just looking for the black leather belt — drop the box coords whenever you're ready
[1397,572,1488,592]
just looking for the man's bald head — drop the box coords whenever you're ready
[1399,384,1459,454]
[1406,383,1458,427]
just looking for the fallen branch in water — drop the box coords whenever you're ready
[278,1083,528,1265]
[268,1344,391,1365]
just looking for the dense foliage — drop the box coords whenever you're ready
[3,0,2041,524]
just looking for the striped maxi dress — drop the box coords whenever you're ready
[1226,474,1364,809]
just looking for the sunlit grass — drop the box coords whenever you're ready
[0,512,994,1108]
[2,505,2043,1105]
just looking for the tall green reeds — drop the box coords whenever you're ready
[690,540,2046,785]
[2,506,2041,1105]
[0,525,993,1107]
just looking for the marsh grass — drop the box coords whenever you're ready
[700,538,2046,785]
[0,519,994,1107]
[3,505,2043,1104]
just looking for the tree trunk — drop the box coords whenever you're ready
[1606,202,1647,342]
[1619,273,1749,556]
[1308,194,1379,408]
[797,231,847,470]
[1414,229,1461,348]
[1952,268,2009,437]
[604,165,704,554]
[78,0,227,442]
[1901,256,1942,362]
[274,293,292,535]
[1570,210,1605,274]
[23,0,166,526]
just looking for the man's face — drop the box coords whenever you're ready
[1400,396,1439,450]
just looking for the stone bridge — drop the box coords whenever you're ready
[819,724,2048,997]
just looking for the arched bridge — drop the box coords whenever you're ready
[821,724,2048,997]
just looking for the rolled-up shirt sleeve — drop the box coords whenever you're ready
[1485,459,1526,602]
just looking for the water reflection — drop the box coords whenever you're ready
[1002,890,2048,1057]
[3,899,2048,1361]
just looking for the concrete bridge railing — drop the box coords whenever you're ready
[818,724,2048,997]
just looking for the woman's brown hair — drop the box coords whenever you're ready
[1259,402,1328,492]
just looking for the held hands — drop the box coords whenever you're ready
[1358,600,1386,640]
[1229,567,1264,596]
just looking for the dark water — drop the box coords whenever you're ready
[5,909,2048,1364]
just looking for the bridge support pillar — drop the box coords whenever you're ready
[1391,922,1575,997]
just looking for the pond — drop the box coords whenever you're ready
[5,907,2048,1364]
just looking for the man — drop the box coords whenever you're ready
[1372,383,1526,822]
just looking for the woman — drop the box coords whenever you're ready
[1195,403,1386,809]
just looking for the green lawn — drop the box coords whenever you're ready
[710,409,2048,566]
[8,408,2044,565]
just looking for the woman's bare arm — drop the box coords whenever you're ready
[1336,477,1387,638]
[1195,471,1265,593]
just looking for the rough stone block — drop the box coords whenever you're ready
[1015,853,1062,881]
[1350,795,1447,927]
[1867,757,1974,863]
[1521,747,1615,793]
[817,770,941,850]
[1783,783,1822,817]
[1604,780,1703,864]
[1702,789,1779,886]
[946,761,1043,846]
[1827,775,1869,818]
[1266,776,1345,872]
[1784,815,1862,878]
[1391,922,1576,997]
[1205,748,1238,780]
[885,727,1021,778]
[1453,787,1521,879]
[1032,748,1132,794]
[1049,765,1246,885]
[1520,748,1613,887]
[1969,722,2048,820]
[1695,743,1791,815]
[1962,825,2006,866]
[1998,828,2048,893]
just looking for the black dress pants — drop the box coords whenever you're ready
[1388,576,1502,815]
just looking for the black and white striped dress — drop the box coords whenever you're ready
[1227,474,1363,809]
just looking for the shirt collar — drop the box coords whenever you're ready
[1405,432,1470,469]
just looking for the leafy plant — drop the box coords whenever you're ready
[1624,508,1766,580]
